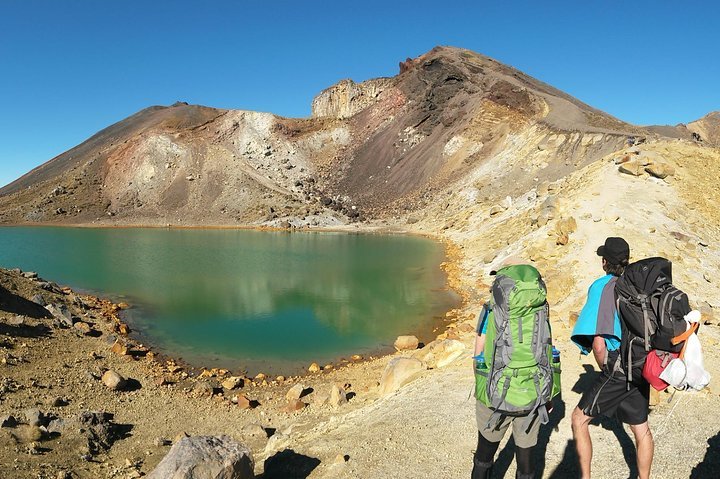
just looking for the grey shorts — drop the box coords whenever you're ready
[475,401,540,448]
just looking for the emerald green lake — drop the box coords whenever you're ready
[0,227,459,374]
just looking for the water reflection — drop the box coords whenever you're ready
[0,227,459,372]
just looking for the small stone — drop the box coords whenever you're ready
[323,364,334,371]
[111,340,128,356]
[618,161,644,176]
[254,373,266,381]
[24,408,43,427]
[703,273,711,283]
[118,323,131,335]
[74,321,92,335]
[489,204,506,216]
[394,335,420,351]
[57,471,72,479]
[154,437,171,447]
[275,376,285,382]
[333,453,348,464]
[329,384,348,407]
[282,399,306,413]
[308,363,321,373]
[350,354,363,361]
[221,376,243,390]
[101,370,127,391]
[46,418,66,434]
[235,394,252,409]
[645,162,675,179]
[8,315,25,326]
[285,384,306,402]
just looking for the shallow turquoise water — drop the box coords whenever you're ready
[0,227,459,374]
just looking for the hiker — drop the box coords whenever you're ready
[472,260,560,479]
[570,237,654,479]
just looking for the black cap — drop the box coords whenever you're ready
[596,237,630,265]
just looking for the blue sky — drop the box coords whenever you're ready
[1,1,718,188]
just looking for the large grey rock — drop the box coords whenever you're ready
[45,304,73,327]
[148,435,254,479]
[378,357,426,396]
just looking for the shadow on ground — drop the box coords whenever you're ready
[260,449,321,479]
[690,430,720,478]
[0,285,53,319]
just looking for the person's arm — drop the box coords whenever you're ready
[474,332,486,357]
[591,335,607,369]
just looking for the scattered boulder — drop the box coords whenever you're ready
[78,411,125,455]
[379,357,426,395]
[111,340,128,356]
[618,161,644,176]
[147,435,254,479]
[645,162,675,179]
[394,335,419,351]
[24,408,43,427]
[221,376,244,390]
[285,384,306,402]
[235,394,252,409]
[414,339,466,368]
[329,384,348,407]
[282,399,306,413]
[102,370,127,391]
[45,304,73,327]
[308,362,321,373]
[74,321,92,335]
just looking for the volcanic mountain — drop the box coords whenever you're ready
[0,46,684,227]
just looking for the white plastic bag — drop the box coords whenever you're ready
[659,310,711,390]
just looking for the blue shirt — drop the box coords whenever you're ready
[476,303,490,334]
[571,274,622,355]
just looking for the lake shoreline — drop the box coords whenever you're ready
[0,221,470,379]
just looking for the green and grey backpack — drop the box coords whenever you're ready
[475,264,560,428]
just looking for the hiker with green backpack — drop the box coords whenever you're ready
[472,260,561,479]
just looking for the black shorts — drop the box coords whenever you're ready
[577,351,650,425]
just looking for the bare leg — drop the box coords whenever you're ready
[571,406,594,479]
[629,422,654,479]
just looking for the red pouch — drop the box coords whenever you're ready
[642,350,679,391]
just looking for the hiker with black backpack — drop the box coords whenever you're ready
[571,237,654,479]
[472,260,560,479]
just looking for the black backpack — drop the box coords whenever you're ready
[615,257,692,382]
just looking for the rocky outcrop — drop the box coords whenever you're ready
[378,357,426,395]
[311,78,391,119]
[687,111,720,146]
[147,435,254,479]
